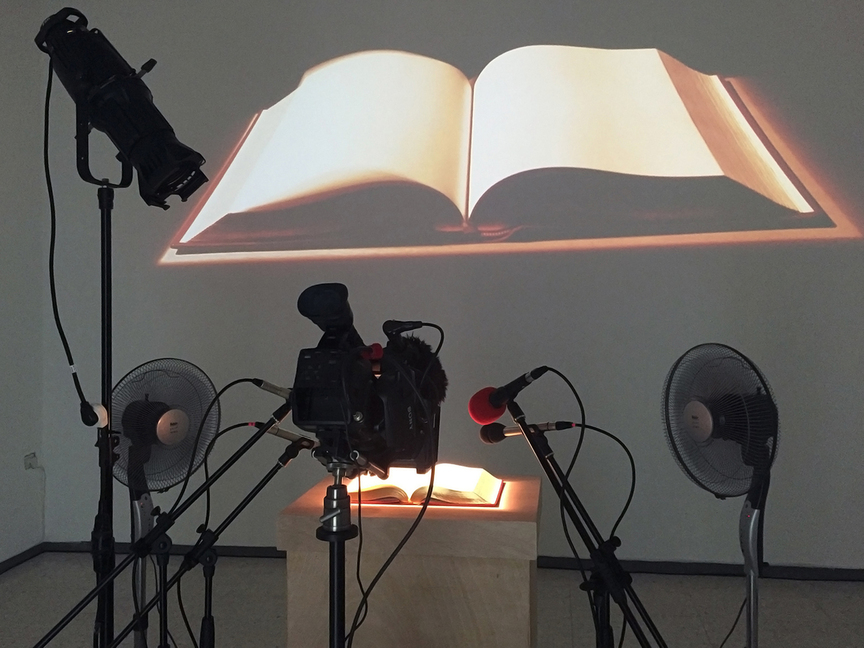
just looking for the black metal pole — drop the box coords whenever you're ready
[107,439,314,648]
[507,400,667,648]
[153,535,172,648]
[91,185,115,648]
[32,406,295,648]
[198,550,217,648]
[330,539,347,647]
[316,471,358,648]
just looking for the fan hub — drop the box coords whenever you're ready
[156,408,189,446]
[682,399,713,443]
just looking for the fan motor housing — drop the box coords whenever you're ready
[121,399,189,447]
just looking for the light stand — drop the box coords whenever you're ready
[92,177,131,648]
[36,8,209,646]
[506,399,668,648]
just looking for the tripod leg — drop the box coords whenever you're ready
[594,587,614,648]
[153,535,172,648]
[199,550,217,648]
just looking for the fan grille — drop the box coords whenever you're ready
[662,344,779,498]
[112,358,219,492]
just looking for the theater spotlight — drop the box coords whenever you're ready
[35,7,207,208]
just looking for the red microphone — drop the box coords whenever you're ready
[468,387,502,425]
[468,367,549,425]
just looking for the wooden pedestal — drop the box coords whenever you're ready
[277,476,541,648]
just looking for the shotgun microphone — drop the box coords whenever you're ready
[252,379,292,400]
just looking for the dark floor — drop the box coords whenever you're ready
[1,553,862,647]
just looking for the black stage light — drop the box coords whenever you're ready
[36,7,207,208]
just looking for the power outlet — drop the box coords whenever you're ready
[24,453,39,470]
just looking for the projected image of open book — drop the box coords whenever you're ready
[164,45,858,263]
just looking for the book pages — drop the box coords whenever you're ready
[181,50,472,243]
[659,52,812,213]
[467,45,722,216]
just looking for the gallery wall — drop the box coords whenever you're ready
[0,2,49,563]
[3,0,862,568]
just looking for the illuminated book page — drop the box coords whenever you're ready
[659,52,812,212]
[467,45,722,217]
[346,464,503,505]
[180,50,471,243]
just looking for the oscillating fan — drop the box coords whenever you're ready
[111,358,219,648]
[662,343,779,648]
[112,358,220,495]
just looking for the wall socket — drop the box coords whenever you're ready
[24,452,39,470]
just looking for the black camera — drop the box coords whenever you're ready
[291,284,446,476]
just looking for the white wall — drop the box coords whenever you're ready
[0,3,48,563]
[5,0,862,569]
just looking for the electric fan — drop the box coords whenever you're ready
[112,358,220,494]
[662,343,779,648]
[111,358,219,648]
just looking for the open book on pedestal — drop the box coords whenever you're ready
[346,463,504,506]
[163,45,857,263]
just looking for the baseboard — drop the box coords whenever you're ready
[4,543,863,581]
[536,555,864,582]
[39,541,286,559]
[0,544,45,576]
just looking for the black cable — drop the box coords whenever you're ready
[546,367,596,625]
[345,463,436,647]
[544,367,638,633]
[347,322,443,638]
[618,614,627,648]
[201,422,258,531]
[149,556,179,648]
[331,322,443,645]
[580,423,637,540]
[176,575,199,648]
[416,323,444,402]
[170,419,260,648]
[43,59,92,415]
[718,597,746,648]
[352,474,370,631]
[168,378,257,515]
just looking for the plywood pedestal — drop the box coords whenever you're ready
[277,476,540,648]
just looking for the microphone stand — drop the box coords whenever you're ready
[114,436,314,648]
[32,402,299,648]
[506,399,667,648]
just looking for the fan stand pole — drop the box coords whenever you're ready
[506,400,668,648]
[740,473,769,648]
[130,491,154,648]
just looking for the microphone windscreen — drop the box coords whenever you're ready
[479,422,507,444]
[468,387,505,425]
